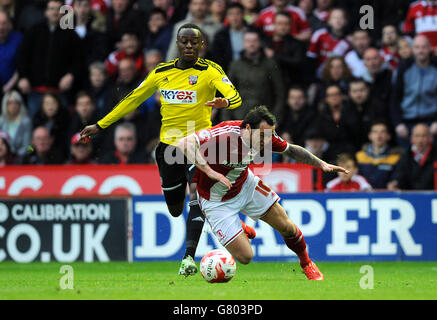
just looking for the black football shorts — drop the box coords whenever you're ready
[155,142,196,205]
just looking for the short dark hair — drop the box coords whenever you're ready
[352,28,370,36]
[244,27,262,39]
[177,23,203,38]
[75,90,95,105]
[241,106,276,129]
[369,120,389,132]
[149,7,167,20]
[336,153,357,166]
[274,11,292,21]
[121,30,141,40]
[227,2,244,13]
[325,83,342,94]
[348,77,368,87]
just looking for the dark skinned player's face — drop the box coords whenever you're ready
[176,28,204,62]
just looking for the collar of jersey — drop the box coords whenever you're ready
[173,58,202,70]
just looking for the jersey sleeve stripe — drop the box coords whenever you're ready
[107,89,134,113]
[229,97,242,105]
[202,59,225,75]
[228,95,241,103]
[155,64,175,73]
[227,93,238,101]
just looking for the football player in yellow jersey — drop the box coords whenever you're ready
[80,24,244,276]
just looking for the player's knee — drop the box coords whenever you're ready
[168,204,183,217]
[236,252,253,265]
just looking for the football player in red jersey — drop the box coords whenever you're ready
[178,106,348,280]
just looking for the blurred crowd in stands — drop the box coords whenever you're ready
[0,0,436,191]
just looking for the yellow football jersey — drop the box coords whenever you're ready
[97,58,242,145]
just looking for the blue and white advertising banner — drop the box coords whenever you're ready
[131,192,437,262]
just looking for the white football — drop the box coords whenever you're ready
[200,249,236,283]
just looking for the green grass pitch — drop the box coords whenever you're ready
[0,261,436,300]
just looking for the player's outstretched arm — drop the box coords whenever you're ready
[178,135,232,190]
[284,143,350,174]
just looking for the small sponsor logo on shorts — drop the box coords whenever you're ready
[217,230,226,242]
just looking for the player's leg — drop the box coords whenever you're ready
[156,142,198,275]
[155,142,187,217]
[199,196,253,265]
[224,231,253,264]
[179,180,204,276]
[261,202,324,280]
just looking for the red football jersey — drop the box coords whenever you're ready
[255,5,311,37]
[307,28,352,71]
[194,121,288,202]
[326,175,372,192]
[380,46,400,71]
[105,50,145,77]
[403,0,437,49]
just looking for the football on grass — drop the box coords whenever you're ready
[200,249,236,283]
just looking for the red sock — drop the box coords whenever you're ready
[283,225,311,267]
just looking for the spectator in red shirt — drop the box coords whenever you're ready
[306,7,351,78]
[105,31,145,80]
[65,0,111,15]
[403,0,437,54]
[255,0,311,41]
[326,153,372,191]
[380,24,401,72]
[298,0,333,32]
